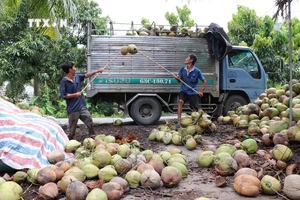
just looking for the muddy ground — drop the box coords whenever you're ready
[16,119,300,200]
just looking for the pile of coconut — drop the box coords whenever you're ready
[0,134,189,200]
[148,110,216,150]
[126,23,206,38]
[206,80,300,199]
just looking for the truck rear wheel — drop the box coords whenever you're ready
[130,97,162,125]
[223,95,248,115]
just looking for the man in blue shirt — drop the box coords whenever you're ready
[60,62,104,139]
[175,54,206,128]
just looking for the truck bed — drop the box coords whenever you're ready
[87,35,219,98]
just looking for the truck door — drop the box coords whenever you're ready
[225,49,267,102]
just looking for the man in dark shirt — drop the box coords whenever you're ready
[59,61,104,139]
[175,54,206,128]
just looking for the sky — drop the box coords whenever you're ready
[94,0,300,32]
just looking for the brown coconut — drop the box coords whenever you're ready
[37,167,57,185]
[161,166,182,187]
[262,134,274,146]
[55,161,71,172]
[234,152,250,169]
[137,163,154,174]
[59,175,77,193]
[233,174,261,197]
[140,169,162,189]
[47,150,65,164]
[283,174,300,199]
[38,182,58,200]
[102,182,124,200]
[66,180,89,200]
[110,177,130,193]
[148,158,165,175]
[233,168,257,179]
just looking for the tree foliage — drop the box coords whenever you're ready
[165,5,194,28]
[0,0,109,117]
[228,5,263,46]
[228,4,300,85]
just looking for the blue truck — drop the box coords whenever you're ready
[86,21,268,125]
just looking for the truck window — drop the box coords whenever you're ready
[228,50,261,79]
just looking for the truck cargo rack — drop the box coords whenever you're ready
[92,20,209,37]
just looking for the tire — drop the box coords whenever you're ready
[130,97,162,125]
[223,95,248,115]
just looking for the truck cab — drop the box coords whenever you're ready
[219,46,268,115]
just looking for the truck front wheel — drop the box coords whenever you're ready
[223,95,248,115]
[130,97,162,125]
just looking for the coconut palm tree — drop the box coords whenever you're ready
[273,0,291,19]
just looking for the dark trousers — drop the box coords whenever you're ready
[68,107,95,139]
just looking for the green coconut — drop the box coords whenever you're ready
[168,156,186,166]
[114,158,132,174]
[241,139,258,154]
[148,129,159,141]
[81,164,99,179]
[94,134,106,141]
[272,144,293,162]
[141,150,153,162]
[287,125,300,139]
[261,175,281,195]
[64,166,86,182]
[171,162,188,178]
[0,181,22,200]
[185,137,197,150]
[92,151,112,168]
[213,152,231,166]
[117,144,131,158]
[215,157,238,176]
[274,103,288,112]
[215,144,237,156]
[162,132,173,144]
[127,44,138,54]
[27,168,40,184]
[286,108,300,121]
[130,147,140,155]
[65,140,81,153]
[199,118,212,129]
[267,120,289,134]
[172,134,182,145]
[86,188,108,200]
[198,151,214,167]
[13,171,28,183]
[181,117,193,126]
[191,111,200,119]
[83,138,96,149]
[169,148,182,155]
[125,170,141,188]
[159,151,172,164]
[222,116,232,124]
[98,166,117,182]
[186,125,197,135]
[104,135,115,143]
[262,108,280,119]
[155,131,165,142]
[237,119,248,128]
